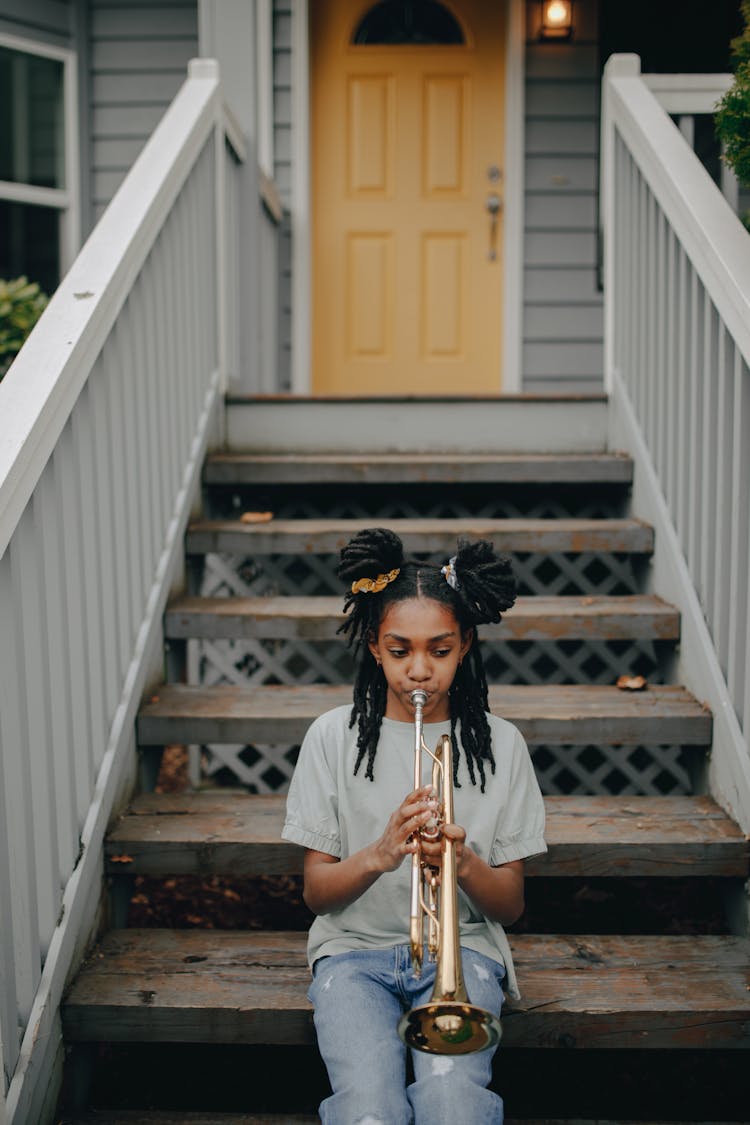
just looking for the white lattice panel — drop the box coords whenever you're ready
[189,488,683,795]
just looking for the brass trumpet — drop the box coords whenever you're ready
[397,689,502,1055]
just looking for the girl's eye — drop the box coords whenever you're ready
[433,648,452,658]
[388,648,407,658]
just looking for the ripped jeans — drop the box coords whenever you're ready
[308,944,505,1125]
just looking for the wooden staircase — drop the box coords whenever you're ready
[60,439,750,1123]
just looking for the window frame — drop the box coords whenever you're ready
[0,31,80,281]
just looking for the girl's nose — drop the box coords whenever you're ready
[408,653,430,681]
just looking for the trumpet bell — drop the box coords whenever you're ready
[398,1001,502,1055]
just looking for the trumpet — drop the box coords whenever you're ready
[397,689,502,1055]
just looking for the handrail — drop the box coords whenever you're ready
[643,72,732,113]
[0,59,220,562]
[601,56,750,392]
[0,57,245,1123]
[602,55,750,832]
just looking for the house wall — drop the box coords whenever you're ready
[0,0,73,46]
[88,0,198,223]
[523,0,603,391]
[272,0,292,389]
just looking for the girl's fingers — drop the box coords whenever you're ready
[441,822,466,843]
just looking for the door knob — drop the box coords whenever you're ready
[486,192,502,215]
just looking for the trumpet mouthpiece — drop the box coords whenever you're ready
[410,689,428,707]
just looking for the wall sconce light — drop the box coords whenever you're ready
[540,0,573,40]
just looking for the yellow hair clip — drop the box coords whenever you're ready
[351,567,400,595]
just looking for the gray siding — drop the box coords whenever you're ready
[523,0,604,391]
[88,0,198,221]
[273,0,292,388]
[272,0,292,206]
[0,0,72,46]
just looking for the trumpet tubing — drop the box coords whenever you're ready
[397,689,502,1055]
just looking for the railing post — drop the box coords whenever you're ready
[188,58,227,400]
[601,54,641,395]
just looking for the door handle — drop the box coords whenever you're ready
[486,192,502,261]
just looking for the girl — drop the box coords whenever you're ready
[282,527,547,1124]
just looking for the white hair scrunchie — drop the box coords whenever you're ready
[441,555,459,590]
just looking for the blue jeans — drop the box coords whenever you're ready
[308,944,505,1125]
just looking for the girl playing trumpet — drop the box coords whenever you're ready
[283,527,546,1124]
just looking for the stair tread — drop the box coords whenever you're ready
[185,517,654,555]
[137,683,711,746]
[106,793,748,878]
[61,930,750,1049]
[203,451,634,484]
[69,1116,319,1125]
[68,1117,726,1125]
[165,594,680,642]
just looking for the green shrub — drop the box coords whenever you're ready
[0,276,49,380]
[715,0,750,228]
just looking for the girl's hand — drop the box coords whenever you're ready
[420,822,472,880]
[374,786,440,873]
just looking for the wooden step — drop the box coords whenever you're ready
[203,451,634,486]
[70,1115,318,1125]
[184,517,654,556]
[68,1116,720,1125]
[105,794,748,878]
[164,594,680,643]
[61,930,750,1049]
[137,684,711,747]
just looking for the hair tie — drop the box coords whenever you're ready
[441,556,459,590]
[351,567,400,595]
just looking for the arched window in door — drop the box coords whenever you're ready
[353,1,464,45]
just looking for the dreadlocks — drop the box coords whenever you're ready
[337,527,517,792]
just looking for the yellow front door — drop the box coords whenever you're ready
[311,0,506,395]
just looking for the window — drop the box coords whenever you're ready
[353,1,464,45]
[0,35,78,296]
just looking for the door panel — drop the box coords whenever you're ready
[312,0,506,395]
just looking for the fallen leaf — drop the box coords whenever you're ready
[616,674,647,691]
[240,510,274,524]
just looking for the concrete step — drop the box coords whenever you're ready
[61,930,750,1049]
[203,451,633,486]
[184,517,654,557]
[164,594,679,643]
[105,793,748,878]
[136,683,711,748]
[223,394,610,454]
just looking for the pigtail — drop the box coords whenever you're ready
[337,528,405,779]
[450,538,517,625]
[444,539,516,791]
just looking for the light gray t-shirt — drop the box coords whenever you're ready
[282,705,546,1000]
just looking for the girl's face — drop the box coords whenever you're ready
[367,597,472,723]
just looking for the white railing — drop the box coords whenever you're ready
[602,55,750,833]
[644,73,740,212]
[0,58,245,1124]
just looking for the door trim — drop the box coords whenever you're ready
[291,0,524,394]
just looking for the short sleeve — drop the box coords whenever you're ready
[489,726,547,866]
[282,712,342,857]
